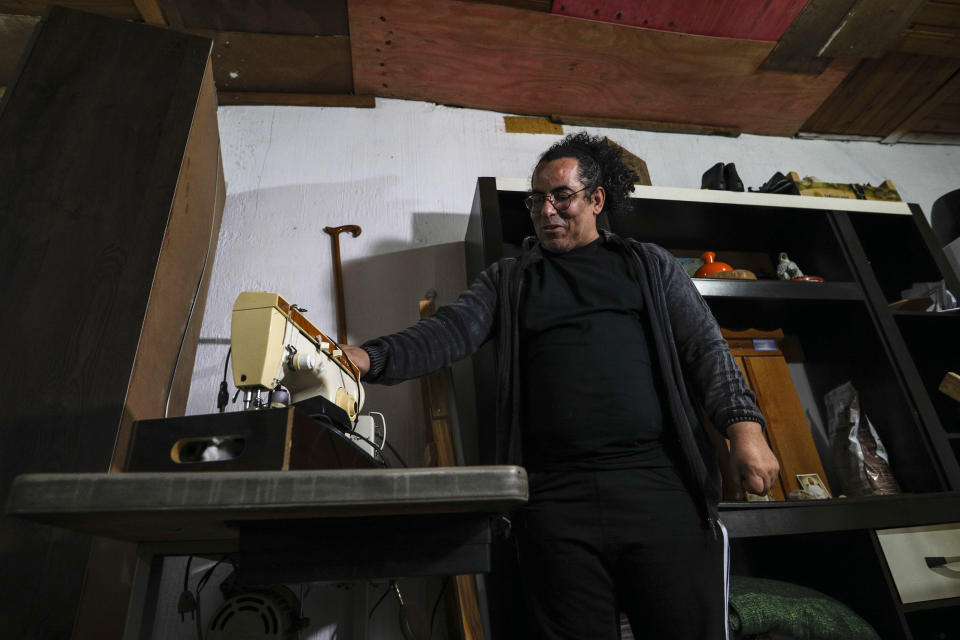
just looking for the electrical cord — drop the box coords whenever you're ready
[429,576,449,639]
[306,414,391,467]
[384,440,409,469]
[368,581,393,619]
[217,347,231,413]
[165,159,223,418]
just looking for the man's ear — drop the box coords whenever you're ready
[591,186,606,215]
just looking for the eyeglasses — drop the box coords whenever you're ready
[522,187,589,211]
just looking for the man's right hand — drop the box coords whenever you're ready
[341,345,370,378]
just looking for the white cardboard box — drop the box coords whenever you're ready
[876,523,960,604]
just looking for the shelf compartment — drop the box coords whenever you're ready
[846,210,953,304]
[706,297,944,494]
[730,528,913,640]
[894,312,960,435]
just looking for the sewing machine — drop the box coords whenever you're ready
[231,291,365,426]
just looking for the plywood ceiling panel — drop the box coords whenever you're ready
[348,0,854,137]
[0,1,140,19]
[818,0,928,58]
[895,1,960,58]
[802,54,960,136]
[552,0,810,41]
[199,30,353,93]
[166,0,349,36]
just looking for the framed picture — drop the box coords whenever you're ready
[797,473,832,499]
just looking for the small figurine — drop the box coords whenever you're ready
[777,252,804,280]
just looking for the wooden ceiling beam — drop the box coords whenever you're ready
[218,92,375,107]
[0,1,140,19]
[550,114,740,138]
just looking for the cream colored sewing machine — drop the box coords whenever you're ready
[231,291,364,420]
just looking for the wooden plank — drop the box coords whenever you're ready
[759,0,857,73]
[883,68,960,143]
[802,54,960,137]
[218,91,375,107]
[110,56,223,472]
[552,0,809,41]
[820,0,929,58]
[551,113,740,137]
[348,0,855,137]
[166,0,349,35]
[940,372,960,403]
[419,297,486,640]
[895,24,960,57]
[458,0,551,10]
[0,14,38,85]
[503,115,563,134]
[911,1,960,29]
[133,0,165,24]
[196,31,353,93]
[895,131,960,143]
[743,356,832,497]
[0,6,213,636]
[0,0,141,19]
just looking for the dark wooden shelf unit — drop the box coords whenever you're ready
[466,178,960,640]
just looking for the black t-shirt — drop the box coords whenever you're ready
[521,236,680,475]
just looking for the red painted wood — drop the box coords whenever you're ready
[349,0,854,137]
[552,0,811,41]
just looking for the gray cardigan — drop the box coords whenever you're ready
[363,230,765,523]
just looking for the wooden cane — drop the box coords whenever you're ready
[323,225,361,344]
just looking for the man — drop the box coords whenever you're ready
[343,133,779,639]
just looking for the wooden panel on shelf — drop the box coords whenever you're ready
[759,0,857,73]
[0,0,141,19]
[348,0,855,137]
[166,0,349,35]
[742,356,832,497]
[722,329,831,498]
[819,0,928,59]
[801,53,960,136]
[195,30,353,93]
[0,14,39,85]
[551,0,809,41]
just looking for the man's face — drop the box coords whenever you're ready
[530,157,605,253]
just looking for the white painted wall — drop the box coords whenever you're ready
[181,97,960,639]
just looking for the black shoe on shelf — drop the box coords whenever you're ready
[701,162,725,190]
[724,163,745,192]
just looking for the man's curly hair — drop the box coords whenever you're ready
[535,132,639,217]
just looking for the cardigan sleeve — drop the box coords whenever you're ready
[360,260,502,385]
[654,246,766,435]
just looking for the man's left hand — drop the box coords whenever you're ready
[726,421,780,500]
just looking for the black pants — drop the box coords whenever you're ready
[515,470,728,640]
